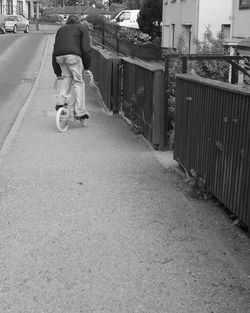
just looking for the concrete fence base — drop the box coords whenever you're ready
[29,22,61,32]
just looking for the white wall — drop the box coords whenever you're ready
[162,0,232,52]
[231,0,250,38]
[162,0,198,51]
[198,0,232,39]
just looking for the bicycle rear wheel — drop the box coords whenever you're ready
[56,107,70,132]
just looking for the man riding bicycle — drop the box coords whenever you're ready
[52,15,91,120]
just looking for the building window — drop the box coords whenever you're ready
[171,24,175,48]
[6,0,13,14]
[182,25,192,53]
[221,24,230,40]
[17,1,23,15]
[239,0,250,9]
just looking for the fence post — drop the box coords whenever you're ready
[152,69,165,149]
[231,64,238,84]
[117,36,120,55]
[115,26,120,54]
[111,58,121,114]
[118,60,123,112]
[101,21,105,48]
[131,41,135,59]
[182,56,188,73]
[162,56,170,149]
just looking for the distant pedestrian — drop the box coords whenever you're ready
[52,14,91,120]
[81,19,94,45]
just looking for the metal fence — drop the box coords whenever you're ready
[90,44,250,231]
[174,74,250,232]
[90,46,121,113]
[90,45,165,149]
[163,54,250,148]
[121,58,165,149]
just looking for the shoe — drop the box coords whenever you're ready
[76,113,89,120]
[55,104,63,111]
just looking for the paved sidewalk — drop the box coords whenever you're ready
[0,35,250,313]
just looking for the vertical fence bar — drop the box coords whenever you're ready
[231,64,238,84]
[163,56,170,149]
[118,60,123,113]
[153,69,165,149]
[131,41,135,59]
[101,21,105,48]
[182,56,188,73]
[116,26,119,54]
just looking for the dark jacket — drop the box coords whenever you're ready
[52,15,91,76]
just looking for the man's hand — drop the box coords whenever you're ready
[84,70,91,76]
[84,70,94,87]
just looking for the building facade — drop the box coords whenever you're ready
[162,0,232,53]
[231,0,250,39]
[0,0,42,19]
[229,0,250,56]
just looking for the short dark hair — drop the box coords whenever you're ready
[66,15,80,24]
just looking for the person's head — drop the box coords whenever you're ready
[80,20,93,33]
[66,15,80,24]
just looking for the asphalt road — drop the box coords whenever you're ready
[0,32,48,148]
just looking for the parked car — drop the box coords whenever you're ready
[4,15,29,33]
[110,10,140,29]
[0,14,6,33]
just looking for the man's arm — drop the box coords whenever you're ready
[81,25,91,70]
[52,52,62,77]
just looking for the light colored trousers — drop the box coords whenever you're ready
[56,54,86,117]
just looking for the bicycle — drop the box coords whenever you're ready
[55,70,94,132]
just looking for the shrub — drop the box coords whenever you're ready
[191,26,230,82]
[166,27,230,149]
[102,21,161,46]
[85,14,107,27]
[137,0,162,38]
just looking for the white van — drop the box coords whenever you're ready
[111,10,140,29]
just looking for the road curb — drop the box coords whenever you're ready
[0,35,49,158]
